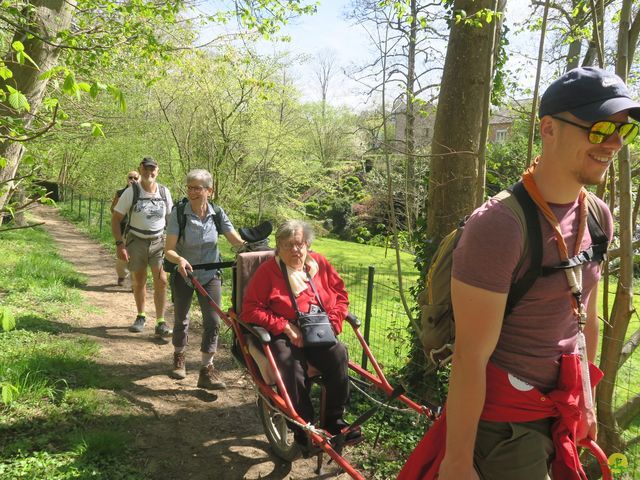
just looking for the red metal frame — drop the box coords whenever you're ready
[186,271,611,480]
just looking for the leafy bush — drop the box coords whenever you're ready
[485,117,537,197]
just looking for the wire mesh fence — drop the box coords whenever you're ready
[336,264,417,373]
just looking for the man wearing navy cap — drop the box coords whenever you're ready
[399,68,640,480]
[112,157,174,337]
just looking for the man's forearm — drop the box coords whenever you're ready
[443,353,487,465]
[585,289,600,363]
[111,216,124,242]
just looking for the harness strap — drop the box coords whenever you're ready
[128,225,164,236]
[505,181,542,315]
[504,181,608,315]
[541,196,608,275]
[542,243,607,274]
[190,261,235,270]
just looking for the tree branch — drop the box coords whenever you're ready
[619,327,639,366]
[607,239,640,259]
[0,221,45,232]
[0,104,59,142]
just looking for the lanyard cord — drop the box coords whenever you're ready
[521,164,589,330]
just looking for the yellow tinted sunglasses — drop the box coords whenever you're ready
[552,115,639,145]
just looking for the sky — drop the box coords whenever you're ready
[200,0,546,110]
[254,0,373,107]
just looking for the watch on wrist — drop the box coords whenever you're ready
[115,240,124,246]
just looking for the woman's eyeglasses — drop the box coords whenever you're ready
[551,115,639,145]
[187,185,206,192]
[128,177,139,181]
[281,241,307,251]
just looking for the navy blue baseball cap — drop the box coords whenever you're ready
[140,157,158,168]
[539,67,640,122]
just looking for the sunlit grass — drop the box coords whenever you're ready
[0,226,144,479]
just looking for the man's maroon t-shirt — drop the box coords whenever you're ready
[452,195,613,392]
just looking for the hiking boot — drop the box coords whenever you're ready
[171,351,186,379]
[197,364,226,390]
[155,322,172,338]
[117,277,125,286]
[129,315,146,333]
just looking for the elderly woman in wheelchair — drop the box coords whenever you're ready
[241,220,363,450]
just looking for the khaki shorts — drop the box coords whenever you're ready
[474,418,554,480]
[126,235,164,272]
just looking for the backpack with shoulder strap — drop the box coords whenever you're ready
[174,197,222,242]
[418,181,609,373]
[115,186,129,234]
[124,181,170,235]
[163,198,231,275]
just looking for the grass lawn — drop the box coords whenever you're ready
[0,227,144,479]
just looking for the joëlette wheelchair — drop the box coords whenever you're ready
[187,249,436,479]
[186,248,613,480]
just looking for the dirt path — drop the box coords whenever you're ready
[33,205,351,480]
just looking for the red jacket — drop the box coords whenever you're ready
[241,251,349,335]
[397,355,603,480]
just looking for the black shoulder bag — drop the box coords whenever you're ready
[279,260,337,348]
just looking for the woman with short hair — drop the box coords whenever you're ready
[164,169,245,389]
[241,220,362,448]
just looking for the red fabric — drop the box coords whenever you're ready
[397,355,603,480]
[240,251,349,335]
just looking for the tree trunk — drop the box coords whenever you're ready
[566,40,582,70]
[527,0,550,165]
[596,0,633,454]
[476,0,505,206]
[582,0,605,67]
[427,0,500,241]
[0,0,75,212]
[404,0,417,234]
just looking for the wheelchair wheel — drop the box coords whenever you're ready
[258,396,300,461]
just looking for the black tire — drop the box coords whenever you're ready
[257,396,300,461]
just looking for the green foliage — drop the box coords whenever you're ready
[0,228,99,408]
[304,174,368,239]
[0,226,142,479]
[1,381,18,405]
[0,307,15,332]
[347,376,433,478]
[491,24,511,106]
[6,85,29,112]
[453,7,502,27]
[45,46,364,222]
[12,40,37,68]
[485,117,537,196]
[0,447,142,479]
[236,0,318,36]
[0,0,319,226]
[328,197,353,232]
